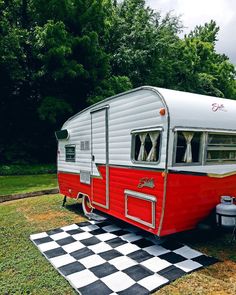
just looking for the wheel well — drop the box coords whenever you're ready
[77,192,85,199]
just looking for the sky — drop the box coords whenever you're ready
[146,0,236,65]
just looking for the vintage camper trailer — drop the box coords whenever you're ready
[56,86,236,236]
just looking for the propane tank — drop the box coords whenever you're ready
[216,196,236,228]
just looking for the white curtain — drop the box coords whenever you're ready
[147,132,159,161]
[182,132,194,163]
[138,133,147,161]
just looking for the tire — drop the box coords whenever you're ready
[82,195,93,215]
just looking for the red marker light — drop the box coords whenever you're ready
[159,108,166,116]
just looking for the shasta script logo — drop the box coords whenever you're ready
[212,103,227,112]
[138,177,155,188]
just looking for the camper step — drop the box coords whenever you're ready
[85,212,107,222]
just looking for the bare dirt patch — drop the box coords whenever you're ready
[25,211,68,222]
[155,261,236,295]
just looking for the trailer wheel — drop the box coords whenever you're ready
[82,195,93,215]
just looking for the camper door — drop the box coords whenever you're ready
[90,107,109,209]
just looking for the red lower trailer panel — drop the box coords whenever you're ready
[58,167,236,236]
[58,165,164,235]
[160,171,236,236]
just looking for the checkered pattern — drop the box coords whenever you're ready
[30,220,218,294]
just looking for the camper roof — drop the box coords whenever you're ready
[63,86,236,131]
[156,87,236,131]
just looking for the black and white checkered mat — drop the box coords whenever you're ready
[30,219,218,294]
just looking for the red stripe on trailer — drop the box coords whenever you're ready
[58,166,164,235]
[58,167,236,236]
[161,172,236,236]
[108,165,164,233]
[58,172,91,198]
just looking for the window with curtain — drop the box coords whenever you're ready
[175,131,202,164]
[132,131,161,163]
[65,145,76,162]
[206,133,236,164]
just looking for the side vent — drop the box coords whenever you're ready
[80,141,90,151]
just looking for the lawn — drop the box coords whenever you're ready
[0,195,84,295]
[0,174,58,196]
[1,195,236,294]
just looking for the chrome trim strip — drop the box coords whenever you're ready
[105,106,110,209]
[124,189,157,202]
[146,88,169,236]
[91,110,94,203]
[77,192,90,201]
[208,171,236,178]
[57,164,165,174]
[173,126,236,133]
[90,105,110,114]
[92,201,109,209]
[131,126,163,134]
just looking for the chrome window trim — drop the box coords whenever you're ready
[65,144,76,162]
[172,128,236,167]
[172,130,204,166]
[131,126,163,134]
[173,126,236,134]
[205,132,236,165]
[130,128,162,165]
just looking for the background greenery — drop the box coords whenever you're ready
[1,0,236,164]
[0,164,56,175]
[0,174,57,195]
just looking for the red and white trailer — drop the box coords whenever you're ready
[56,86,236,236]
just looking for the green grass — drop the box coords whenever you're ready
[0,195,85,295]
[0,174,58,196]
[1,195,236,294]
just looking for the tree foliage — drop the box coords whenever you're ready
[0,0,235,164]
[107,3,236,97]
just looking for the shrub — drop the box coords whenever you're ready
[0,164,57,176]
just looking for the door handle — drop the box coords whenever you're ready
[92,155,95,161]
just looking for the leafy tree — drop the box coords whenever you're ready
[107,2,236,99]
[105,0,183,87]
[33,0,131,119]
[0,0,132,163]
[175,21,236,98]
[0,0,235,164]
[0,0,36,163]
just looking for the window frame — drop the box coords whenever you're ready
[65,144,76,162]
[205,132,236,165]
[172,128,236,166]
[131,127,163,165]
[173,131,205,166]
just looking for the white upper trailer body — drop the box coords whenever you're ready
[57,86,236,236]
